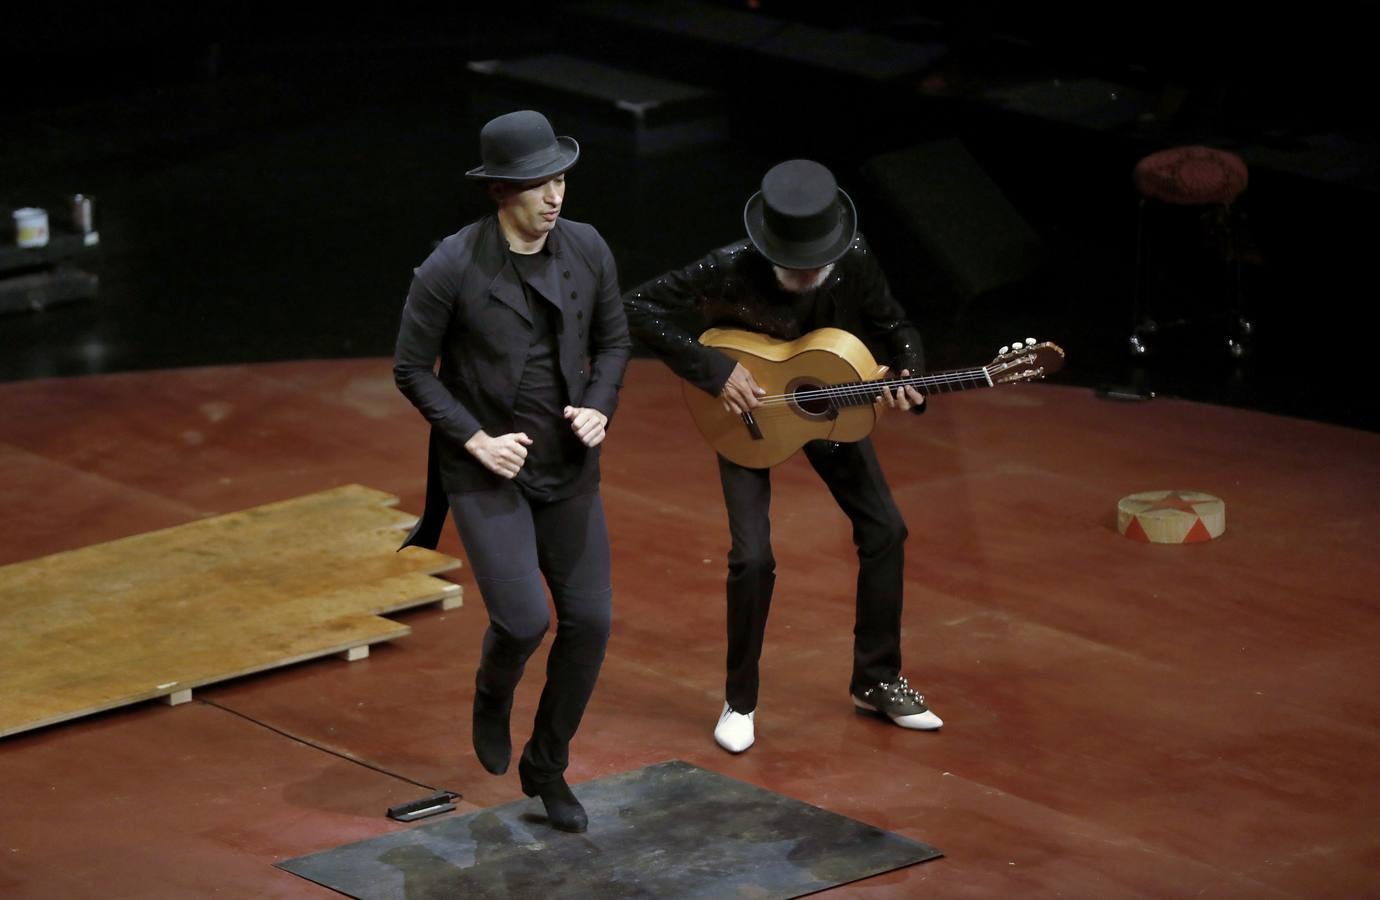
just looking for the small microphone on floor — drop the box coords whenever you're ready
[387,790,461,822]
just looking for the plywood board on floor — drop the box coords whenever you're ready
[0,484,462,737]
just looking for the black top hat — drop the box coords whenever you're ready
[743,159,857,269]
[465,110,580,183]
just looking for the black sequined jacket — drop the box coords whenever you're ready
[623,235,924,398]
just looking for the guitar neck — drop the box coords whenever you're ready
[827,368,993,407]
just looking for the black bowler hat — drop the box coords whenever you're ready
[743,159,857,269]
[465,110,580,182]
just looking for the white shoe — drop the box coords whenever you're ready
[714,702,755,753]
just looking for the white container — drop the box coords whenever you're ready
[71,194,93,234]
[13,207,49,248]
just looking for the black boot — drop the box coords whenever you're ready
[519,763,587,833]
[472,685,512,775]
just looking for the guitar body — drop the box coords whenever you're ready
[683,327,890,469]
[683,327,1065,468]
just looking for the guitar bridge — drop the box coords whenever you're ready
[741,411,764,441]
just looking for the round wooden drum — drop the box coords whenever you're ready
[1117,490,1225,543]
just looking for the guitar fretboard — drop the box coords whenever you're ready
[808,368,994,408]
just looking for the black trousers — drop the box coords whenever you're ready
[449,487,612,784]
[718,438,907,713]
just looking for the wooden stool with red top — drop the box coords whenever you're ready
[1130,145,1252,359]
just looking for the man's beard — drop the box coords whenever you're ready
[773,263,835,294]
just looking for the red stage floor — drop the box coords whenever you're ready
[1,358,1377,898]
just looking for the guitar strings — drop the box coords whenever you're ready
[774,370,990,401]
[750,369,993,406]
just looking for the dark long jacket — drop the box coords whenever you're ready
[394,215,631,547]
[623,235,924,398]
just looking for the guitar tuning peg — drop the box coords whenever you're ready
[1025,338,1036,346]
[1011,338,1023,349]
[999,345,1009,355]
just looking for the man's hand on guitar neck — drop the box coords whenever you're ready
[879,370,925,412]
[720,363,767,415]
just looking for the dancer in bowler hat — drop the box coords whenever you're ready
[394,110,630,832]
[624,159,943,754]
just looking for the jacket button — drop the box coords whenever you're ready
[563,271,571,279]
[576,310,584,320]
[569,291,577,300]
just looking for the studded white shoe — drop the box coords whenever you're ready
[852,676,943,730]
[714,702,755,753]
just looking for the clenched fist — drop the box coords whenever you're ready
[465,430,533,478]
[564,406,608,448]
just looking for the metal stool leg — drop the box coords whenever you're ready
[1130,197,1151,356]
[1223,202,1252,360]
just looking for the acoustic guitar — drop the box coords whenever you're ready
[683,327,1065,468]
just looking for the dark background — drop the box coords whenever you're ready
[3,1,1376,431]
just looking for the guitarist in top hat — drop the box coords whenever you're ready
[624,159,942,753]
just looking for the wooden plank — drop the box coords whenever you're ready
[0,612,409,737]
[0,484,419,586]
[0,485,463,738]
[0,485,454,617]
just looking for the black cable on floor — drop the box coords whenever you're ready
[197,696,460,799]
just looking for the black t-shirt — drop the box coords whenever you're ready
[509,248,592,500]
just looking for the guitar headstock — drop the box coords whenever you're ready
[986,339,1066,384]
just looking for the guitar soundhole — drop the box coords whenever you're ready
[787,378,836,420]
